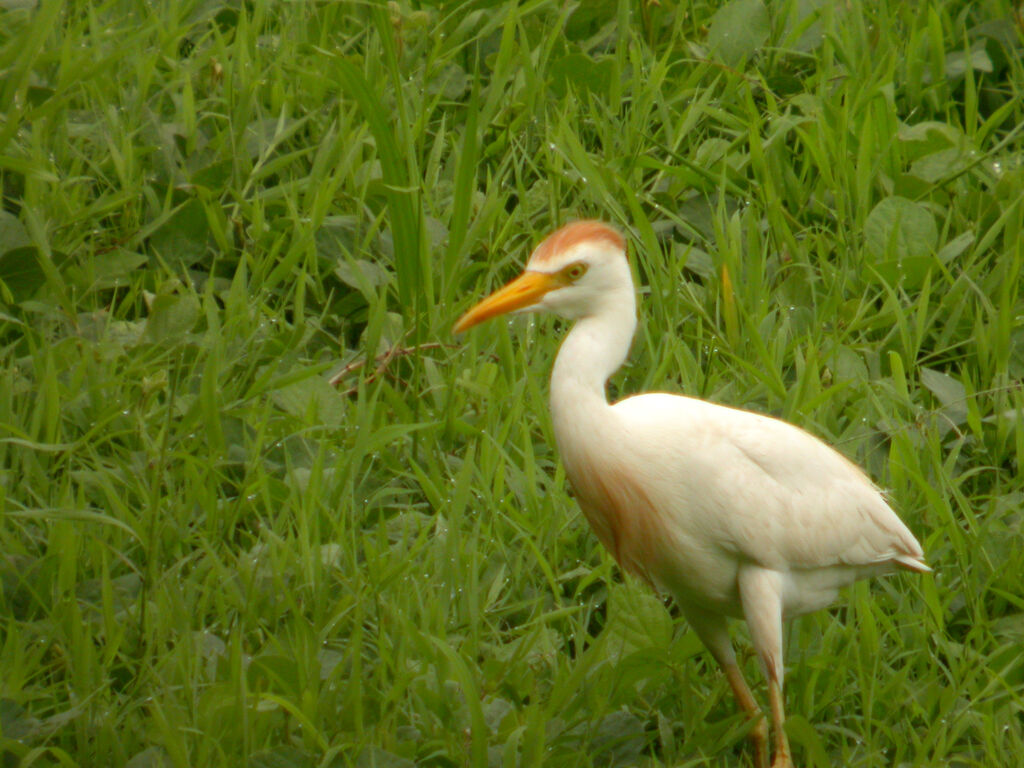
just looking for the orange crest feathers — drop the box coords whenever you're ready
[529,221,626,267]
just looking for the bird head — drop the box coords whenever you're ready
[453,221,628,333]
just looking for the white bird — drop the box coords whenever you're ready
[453,221,930,768]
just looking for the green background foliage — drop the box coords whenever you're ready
[1,0,1022,765]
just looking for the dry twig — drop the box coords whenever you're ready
[329,339,455,395]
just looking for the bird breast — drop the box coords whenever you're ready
[555,404,746,610]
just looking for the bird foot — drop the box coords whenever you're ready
[747,716,769,768]
[770,753,795,768]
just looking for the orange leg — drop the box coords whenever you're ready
[724,661,769,768]
[684,606,769,768]
[737,566,796,768]
[768,674,794,768]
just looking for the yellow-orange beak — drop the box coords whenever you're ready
[453,271,561,334]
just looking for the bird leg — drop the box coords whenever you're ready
[737,566,793,768]
[683,606,768,768]
[724,661,769,768]
[768,674,794,768]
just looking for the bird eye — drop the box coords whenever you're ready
[565,262,588,281]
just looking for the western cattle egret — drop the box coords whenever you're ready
[454,221,930,768]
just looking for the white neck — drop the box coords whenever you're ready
[549,279,637,451]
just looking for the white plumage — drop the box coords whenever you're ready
[454,221,929,768]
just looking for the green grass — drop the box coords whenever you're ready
[1,0,1023,766]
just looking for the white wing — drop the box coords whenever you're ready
[611,393,929,573]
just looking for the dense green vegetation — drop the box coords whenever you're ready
[1,0,1022,765]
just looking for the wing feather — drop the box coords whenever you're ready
[611,393,929,573]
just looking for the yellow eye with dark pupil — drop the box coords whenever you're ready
[565,263,587,280]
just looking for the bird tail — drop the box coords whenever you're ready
[893,553,932,573]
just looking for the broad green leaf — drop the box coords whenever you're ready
[694,137,731,167]
[944,46,993,79]
[590,709,647,764]
[991,612,1024,641]
[613,647,670,696]
[565,0,617,40]
[869,256,934,289]
[920,366,967,425]
[143,292,200,343]
[0,698,40,740]
[424,62,469,99]
[0,246,47,303]
[897,121,962,144]
[780,0,828,53]
[335,259,392,297]
[549,53,614,98]
[87,249,149,289]
[148,198,211,267]
[0,210,30,251]
[909,148,972,183]
[673,242,715,279]
[604,585,673,661]
[864,196,937,259]
[190,159,234,192]
[271,374,345,426]
[896,121,964,163]
[706,0,769,66]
